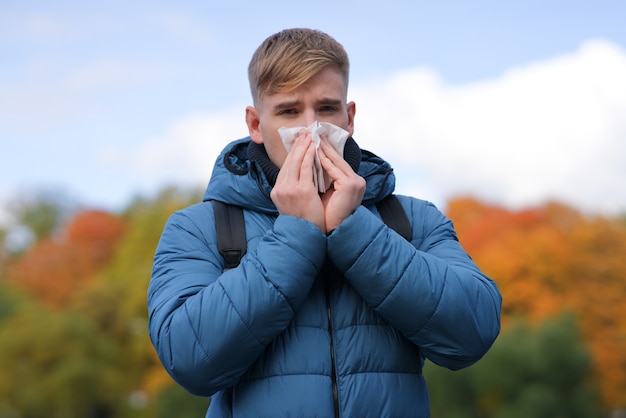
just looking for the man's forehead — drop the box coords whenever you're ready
[261,67,346,100]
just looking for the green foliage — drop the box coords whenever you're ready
[154,385,210,418]
[424,313,601,418]
[0,300,118,417]
[0,283,25,324]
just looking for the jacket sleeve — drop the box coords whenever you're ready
[147,204,326,396]
[327,197,502,370]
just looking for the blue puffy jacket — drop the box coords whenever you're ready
[148,138,502,417]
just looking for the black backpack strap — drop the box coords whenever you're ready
[211,196,408,270]
[376,195,413,242]
[211,200,247,270]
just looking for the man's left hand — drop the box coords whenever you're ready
[318,138,366,232]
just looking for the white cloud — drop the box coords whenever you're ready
[100,107,249,191]
[351,39,626,214]
[107,39,626,215]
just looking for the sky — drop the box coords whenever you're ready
[2,0,626,227]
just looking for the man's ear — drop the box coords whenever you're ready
[245,106,263,144]
[346,101,356,137]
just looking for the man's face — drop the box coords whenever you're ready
[246,66,355,168]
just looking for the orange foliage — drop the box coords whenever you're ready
[447,197,626,408]
[6,210,127,308]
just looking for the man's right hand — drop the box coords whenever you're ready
[270,131,326,233]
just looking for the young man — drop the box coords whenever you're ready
[148,28,502,417]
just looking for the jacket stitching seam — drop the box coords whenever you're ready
[422,266,448,331]
[183,302,212,363]
[217,279,265,347]
[375,246,417,310]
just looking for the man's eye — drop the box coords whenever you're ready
[319,106,337,113]
[280,108,298,115]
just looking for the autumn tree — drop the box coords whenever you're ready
[446,197,626,411]
[0,187,202,418]
[3,187,622,416]
[6,210,126,307]
[68,187,204,417]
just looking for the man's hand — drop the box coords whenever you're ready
[270,131,326,232]
[318,138,366,232]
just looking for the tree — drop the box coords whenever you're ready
[153,385,210,418]
[0,187,202,418]
[6,210,126,308]
[425,313,600,418]
[67,186,204,417]
[0,300,119,417]
[446,197,626,410]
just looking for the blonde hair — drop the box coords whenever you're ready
[248,28,350,105]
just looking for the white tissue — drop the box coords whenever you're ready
[278,121,350,193]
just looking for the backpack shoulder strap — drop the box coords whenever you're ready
[211,196,410,270]
[376,194,413,242]
[211,200,247,270]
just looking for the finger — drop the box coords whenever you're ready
[299,139,317,181]
[318,142,353,180]
[319,139,353,173]
[280,131,312,180]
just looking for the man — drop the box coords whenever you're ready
[148,28,501,417]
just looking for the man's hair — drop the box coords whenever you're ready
[248,28,350,105]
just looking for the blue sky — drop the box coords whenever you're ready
[2,1,626,225]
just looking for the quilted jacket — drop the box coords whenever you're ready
[148,137,502,417]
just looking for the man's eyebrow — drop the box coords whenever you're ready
[317,98,343,106]
[272,98,343,111]
[273,100,300,111]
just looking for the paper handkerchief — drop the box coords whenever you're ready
[278,121,350,193]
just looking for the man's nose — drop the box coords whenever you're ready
[302,109,316,127]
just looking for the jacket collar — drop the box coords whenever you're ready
[203,137,396,211]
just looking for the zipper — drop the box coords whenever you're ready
[324,265,340,418]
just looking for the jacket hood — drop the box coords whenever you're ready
[203,137,396,212]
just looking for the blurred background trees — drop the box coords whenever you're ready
[447,198,626,410]
[425,314,600,417]
[0,188,624,416]
[0,187,205,417]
